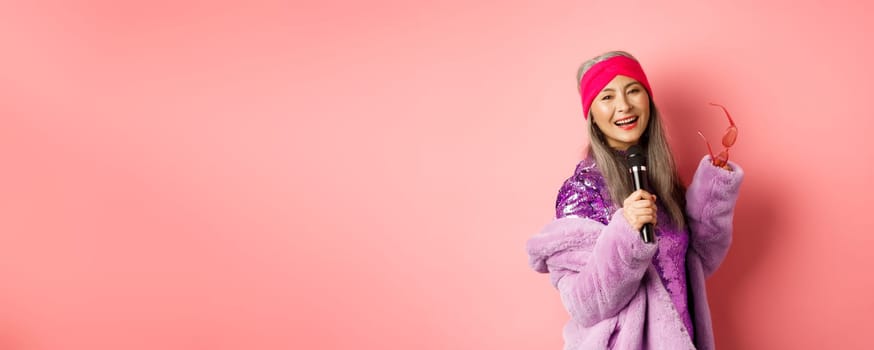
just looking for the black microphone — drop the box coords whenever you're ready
[626,145,655,244]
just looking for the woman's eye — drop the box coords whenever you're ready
[601,95,613,101]
[628,88,640,94]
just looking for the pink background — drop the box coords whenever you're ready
[2,0,873,349]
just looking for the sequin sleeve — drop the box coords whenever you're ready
[555,160,614,225]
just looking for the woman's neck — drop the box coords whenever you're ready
[610,147,629,158]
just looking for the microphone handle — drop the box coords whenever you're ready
[641,223,654,244]
[630,166,656,244]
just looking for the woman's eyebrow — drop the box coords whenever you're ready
[602,82,642,93]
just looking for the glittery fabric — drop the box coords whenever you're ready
[555,155,695,339]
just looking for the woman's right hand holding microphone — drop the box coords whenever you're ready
[622,189,657,231]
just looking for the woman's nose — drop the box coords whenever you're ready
[615,94,631,112]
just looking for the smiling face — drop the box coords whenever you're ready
[589,75,651,151]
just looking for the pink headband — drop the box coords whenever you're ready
[579,55,653,119]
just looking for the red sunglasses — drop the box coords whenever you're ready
[697,103,738,168]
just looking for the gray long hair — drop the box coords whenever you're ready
[577,51,686,229]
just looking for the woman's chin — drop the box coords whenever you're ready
[608,134,643,149]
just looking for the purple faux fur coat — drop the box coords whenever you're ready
[527,156,744,349]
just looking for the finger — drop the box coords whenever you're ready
[639,190,654,200]
[632,200,656,209]
[630,190,649,198]
[636,215,654,225]
[636,208,655,216]
[625,190,641,203]
[624,198,642,210]
[627,190,652,201]
[627,207,657,219]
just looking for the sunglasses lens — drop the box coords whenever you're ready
[723,127,738,147]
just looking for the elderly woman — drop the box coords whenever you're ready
[527,51,744,349]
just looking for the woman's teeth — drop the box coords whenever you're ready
[615,116,638,126]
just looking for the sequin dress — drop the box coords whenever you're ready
[555,155,695,340]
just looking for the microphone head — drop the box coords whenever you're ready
[626,145,647,168]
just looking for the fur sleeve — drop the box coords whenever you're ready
[685,156,745,277]
[527,212,657,326]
